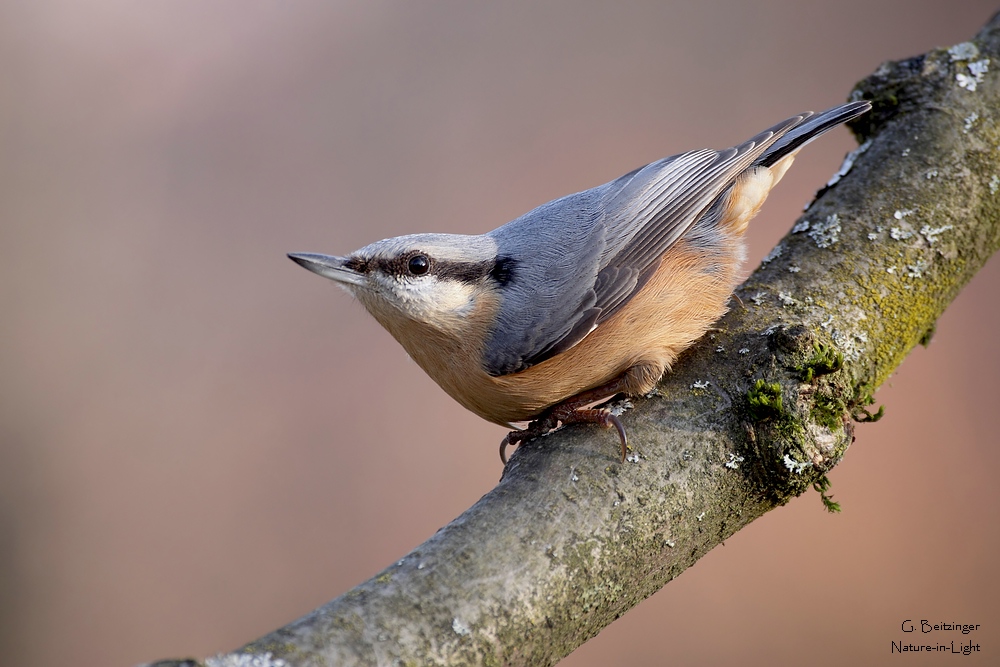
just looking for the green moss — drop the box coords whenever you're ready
[851,381,885,423]
[854,405,885,423]
[813,475,841,513]
[796,342,843,382]
[812,393,846,430]
[747,379,783,420]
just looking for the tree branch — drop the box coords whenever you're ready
[145,12,1000,667]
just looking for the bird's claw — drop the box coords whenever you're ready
[606,412,628,462]
[499,407,628,464]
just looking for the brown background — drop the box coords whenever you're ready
[2,2,998,665]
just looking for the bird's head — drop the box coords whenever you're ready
[289,233,511,337]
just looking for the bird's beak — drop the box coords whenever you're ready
[287,253,365,287]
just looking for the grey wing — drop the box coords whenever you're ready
[482,114,810,377]
[481,194,608,376]
[588,114,809,322]
[590,102,871,322]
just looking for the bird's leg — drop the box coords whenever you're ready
[500,377,634,464]
[499,411,559,464]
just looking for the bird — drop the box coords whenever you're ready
[289,101,871,463]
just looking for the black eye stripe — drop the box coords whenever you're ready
[371,254,506,284]
[371,252,432,278]
[435,259,499,283]
[344,256,369,273]
[490,256,515,286]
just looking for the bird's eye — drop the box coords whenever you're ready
[407,254,430,276]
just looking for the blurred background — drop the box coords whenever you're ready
[2,2,998,665]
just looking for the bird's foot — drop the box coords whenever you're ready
[499,413,558,464]
[499,396,628,464]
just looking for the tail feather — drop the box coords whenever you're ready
[757,100,870,168]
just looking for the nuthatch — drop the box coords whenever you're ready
[290,101,871,463]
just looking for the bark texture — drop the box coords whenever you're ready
[144,13,1000,667]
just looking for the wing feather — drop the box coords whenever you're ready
[482,105,869,376]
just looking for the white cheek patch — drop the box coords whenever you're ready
[382,275,477,322]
